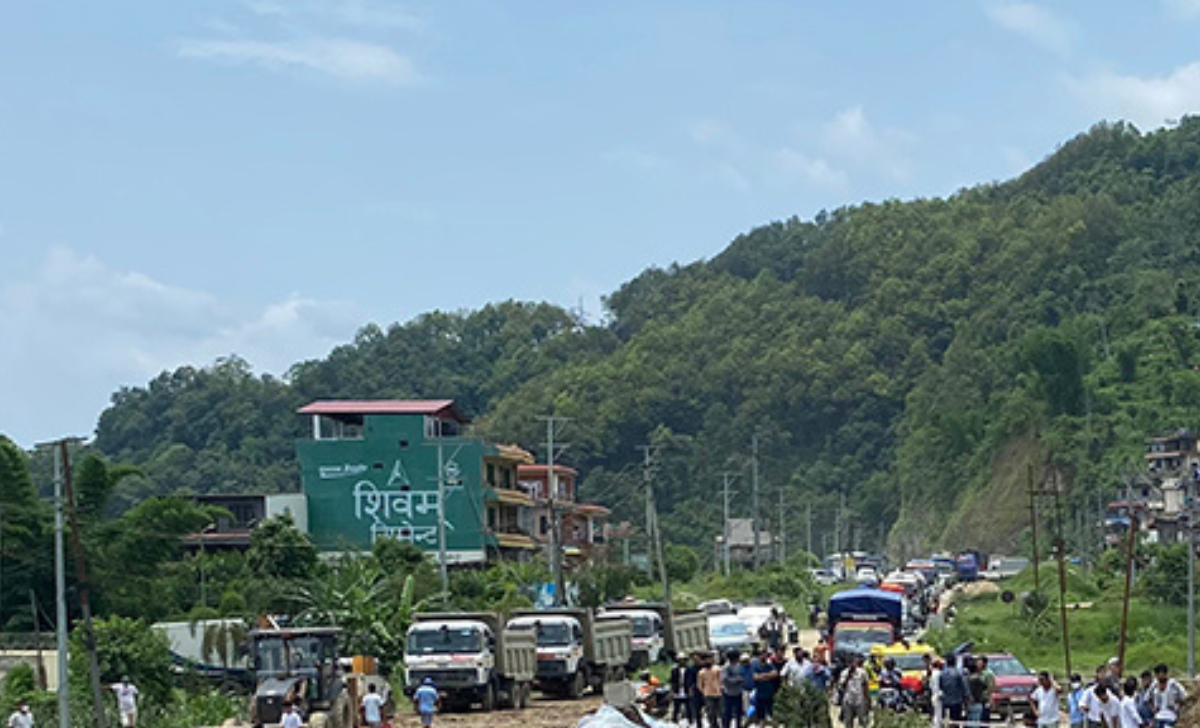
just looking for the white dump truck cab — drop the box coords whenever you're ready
[614,610,664,667]
[508,616,586,693]
[405,613,535,712]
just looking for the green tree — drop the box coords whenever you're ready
[247,513,317,581]
[70,616,173,707]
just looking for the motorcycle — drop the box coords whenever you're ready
[877,686,915,713]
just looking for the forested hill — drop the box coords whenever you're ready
[84,119,1200,557]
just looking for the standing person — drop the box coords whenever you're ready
[939,655,971,725]
[966,660,987,728]
[687,653,705,728]
[280,702,303,728]
[699,653,723,728]
[6,700,32,728]
[751,649,780,724]
[1068,675,1086,728]
[837,655,871,728]
[809,653,831,694]
[930,658,945,728]
[1119,678,1145,728]
[781,647,807,690]
[721,650,748,728]
[413,677,440,728]
[1148,663,1187,728]
[979,655,997,724]
[1136,672,1155,726]
[813,635,830,665]
[361,683,385,728]
[672,655,691,725]
[1031,671,1061,728]
[110,676,139,728]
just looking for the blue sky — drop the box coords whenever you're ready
[4,0,1200,446]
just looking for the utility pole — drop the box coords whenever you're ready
[639,445,670,605]
[539,415,570,606]
[1029,465,1041,592]
[436,440,449,593]
[1117,506,1138,672]
[61,442,106,728]
[1053,488,1073,680]
[39,438,76,728]
[721,473,737,576]
[1189,470,1196,677]
[777,488,787,565]
[806,503,814,560]
[751,435,761,569]
[834,492,843,561]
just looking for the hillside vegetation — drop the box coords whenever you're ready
[72,118,1200,558]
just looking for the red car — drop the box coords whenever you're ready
[984,653,1037,718]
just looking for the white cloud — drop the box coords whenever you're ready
[984,2,1077,56]
[178,38,418,84]
[774,148,849,191]
[821,106,914,181]
[1067,62,1200,130]
[0,248,363,446]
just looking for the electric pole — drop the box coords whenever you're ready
[721,473,737,576]
[806,502,814,560]
[751,435,761,569]
[639,445,671,605]
[778,487,787,564]
[539,415,570,606]
[1029,465,1041,592]
[1189,470,1196,677]
[60,442,106,728]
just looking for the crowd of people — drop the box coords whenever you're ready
[666,642,836,728]
[1021,660,1187,728]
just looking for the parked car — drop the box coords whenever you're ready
[698,599,736,616]
[810,568,839,586]
[983,652,1037,718]
[707,615,754,655]
[855,567,879,586]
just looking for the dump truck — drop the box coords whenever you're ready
[599,603,709,668]
[248,626,352,728]
[404,612,535,711]
[827,588,903,667]
[507,608,632,698]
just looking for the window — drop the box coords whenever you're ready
[424,416,460,439]
[486,464,496,487]
[315,414,364,440]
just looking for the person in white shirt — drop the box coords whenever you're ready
[6,700,33,728]
[361,682,385,728]
[929,658,944,728]
[1079,683,1121,728]
[280,701,303,728]
[1119,678,1145,728]
[1150,663,1187,728]
[780,647,809,690]
[110,677,140,727]
[1031,671,1062,727]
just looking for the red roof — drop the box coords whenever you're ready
[297,399,467,422]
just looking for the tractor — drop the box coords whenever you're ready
[249,627,353,728]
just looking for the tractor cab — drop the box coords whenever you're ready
[250,627,349,727]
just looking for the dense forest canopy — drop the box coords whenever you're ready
[30,118,1200,560]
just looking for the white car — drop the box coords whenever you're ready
[809,568,839,586]
[708,615,754,655]
[855,567,879,586]
[736,605,778,642]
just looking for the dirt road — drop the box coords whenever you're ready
[389,694,604,728]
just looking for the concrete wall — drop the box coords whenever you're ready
[0,650,60,691]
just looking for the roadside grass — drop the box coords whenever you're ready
[928,563,1188,677]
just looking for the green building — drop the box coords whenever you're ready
[295,399,538,563]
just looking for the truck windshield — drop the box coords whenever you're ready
[836,628,892,654]
[407,628,483,655]
[533,623,571,647]
[711,622,748,638]
[630,617,654,638]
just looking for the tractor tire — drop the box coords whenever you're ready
[310,712,329,728]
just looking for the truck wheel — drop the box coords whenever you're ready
[568,670,585,699]
[515,683,529,710]
[481,683,497,712]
